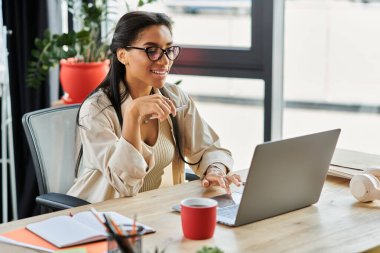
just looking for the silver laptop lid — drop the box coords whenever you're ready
[234,129,341,226]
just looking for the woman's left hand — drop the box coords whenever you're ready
[201,166,242,194]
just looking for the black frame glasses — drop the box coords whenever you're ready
[125,46,181,62]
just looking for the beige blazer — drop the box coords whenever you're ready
[67,83,234,203]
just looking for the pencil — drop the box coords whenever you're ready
[130,213,138,245]
[109,216,124,236]
[131,214,137,236]
[104,214,133,253]
[89,207,104,225]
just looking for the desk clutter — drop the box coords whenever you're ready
[329,148,380,203]
[329,148,380,179]
[102,212,144,253]
[0,209,154,253]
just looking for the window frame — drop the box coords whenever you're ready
[172,0,284,141]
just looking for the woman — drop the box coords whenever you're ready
[67,11,241,203]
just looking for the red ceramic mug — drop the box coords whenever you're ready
[181,197,218,240]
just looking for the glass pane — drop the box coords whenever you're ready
[283,0,380,154]
[109,0,252,48]
[167,75,264,170]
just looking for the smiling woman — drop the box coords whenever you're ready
[66,11,241,203]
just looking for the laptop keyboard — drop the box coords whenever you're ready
[217,205,239,219]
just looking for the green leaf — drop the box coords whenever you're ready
[30,49,40,59]
[28,61,37,67]
[52,34,60,40]
[56,33,76,46]
[66,48,77,57]
[35,38,44,50]
[43,30,51,39]
[196,246,224,253]
[138,0,144,7]
[41,54,50,63]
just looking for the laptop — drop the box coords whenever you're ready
[174,129,340,227]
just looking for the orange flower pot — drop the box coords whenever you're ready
[59,59,110,104]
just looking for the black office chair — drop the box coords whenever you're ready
[185,168,200,181]
[22,104,89,213]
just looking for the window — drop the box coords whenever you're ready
[283,0,380,153]
[167,75,264,169]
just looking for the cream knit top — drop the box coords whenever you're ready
[140,119,175,192]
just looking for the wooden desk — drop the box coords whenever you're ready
[1,171,380,253]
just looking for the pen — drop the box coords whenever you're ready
[146,105,188,121]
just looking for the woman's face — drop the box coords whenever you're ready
[124,25,174,91]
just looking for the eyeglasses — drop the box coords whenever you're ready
[125,45,181,62]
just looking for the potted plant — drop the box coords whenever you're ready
[26,0,156,104]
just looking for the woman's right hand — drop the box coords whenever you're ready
[126,94,177,124]
[121,93,176,153]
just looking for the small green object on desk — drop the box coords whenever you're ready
[196,246,224,253]
[54,248,87,253]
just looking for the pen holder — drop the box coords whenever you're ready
[107,225,144,253]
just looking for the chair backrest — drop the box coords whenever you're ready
[22,104,81,195]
